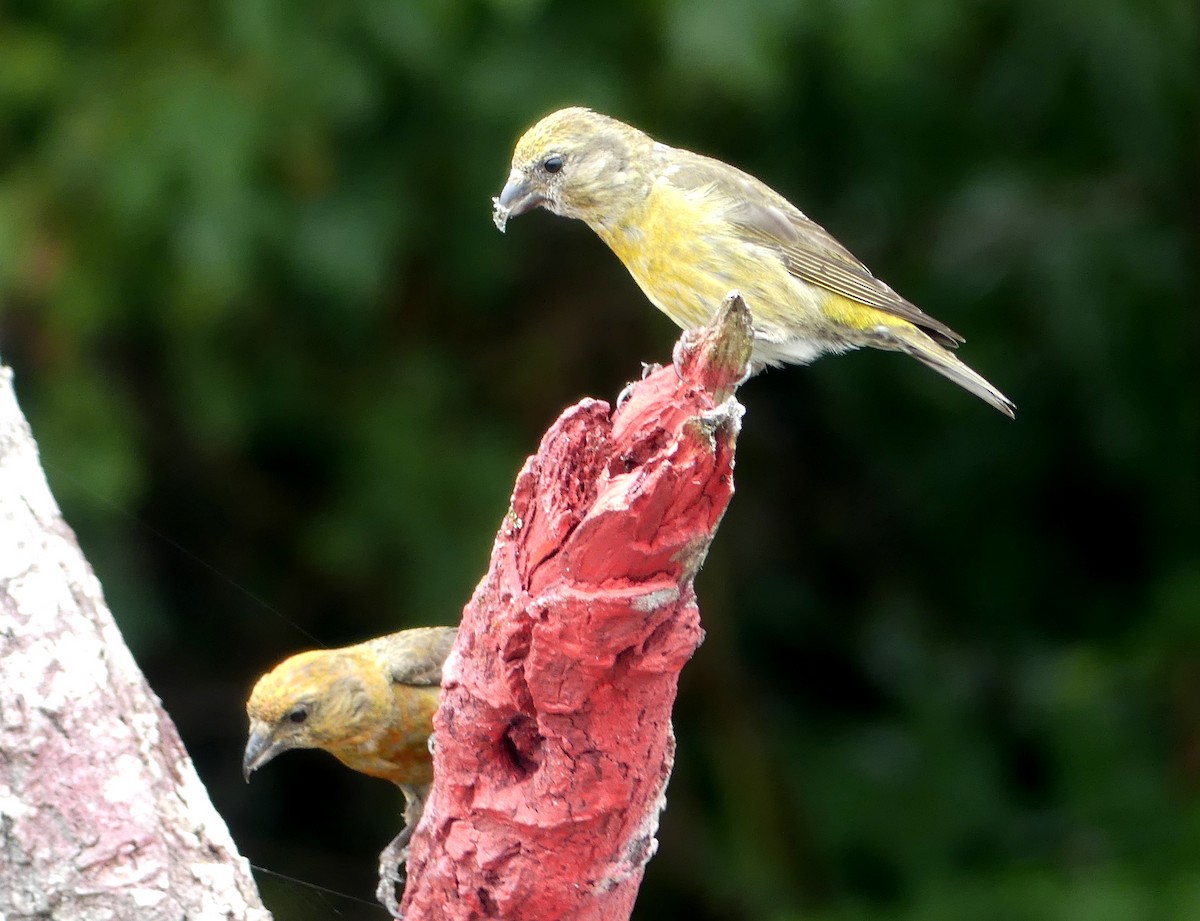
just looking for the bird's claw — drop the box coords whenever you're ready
[616,363,662,409]
[671,331,703,379]
[376,825,415,918]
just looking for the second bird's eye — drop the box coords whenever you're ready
[542,155,564,174]
[288,707,308,724]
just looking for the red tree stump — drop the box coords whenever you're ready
[400,294,753,920]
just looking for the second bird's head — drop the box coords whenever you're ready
[493,106,652,232]
[242,649,385,782]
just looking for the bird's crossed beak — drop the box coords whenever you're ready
[243,723,290,782]
[492,170,545,233]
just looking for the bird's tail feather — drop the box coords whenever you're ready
[885,326,1016,418]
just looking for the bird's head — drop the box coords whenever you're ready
[492,107,653,232]
[243,649,383,782]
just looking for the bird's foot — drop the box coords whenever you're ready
[616,363,661,408]
[376,825,414,918]
[671,331,703,379]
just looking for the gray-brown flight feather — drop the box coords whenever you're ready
[366,626,458,687]
[661,150,963,349]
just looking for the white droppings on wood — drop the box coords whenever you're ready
[631,587,680,612]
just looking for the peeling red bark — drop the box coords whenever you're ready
[400,295,754,920]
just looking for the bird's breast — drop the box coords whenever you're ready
[594,179,810,341]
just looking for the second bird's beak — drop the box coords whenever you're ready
[243,724,289,782]
[492,170,545,233]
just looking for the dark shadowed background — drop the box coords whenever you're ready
[2,0,1197,918]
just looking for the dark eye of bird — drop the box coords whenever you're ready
[288,707,308,724]
[542,155,564,174]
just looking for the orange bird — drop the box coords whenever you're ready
[244,625,457,914]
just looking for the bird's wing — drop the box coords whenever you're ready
[370,626,459,687]
[665,151,963,347]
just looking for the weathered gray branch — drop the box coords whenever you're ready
[0,365,271,921]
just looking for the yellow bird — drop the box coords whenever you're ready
[493,107,1014,417]
[243,625,457,913]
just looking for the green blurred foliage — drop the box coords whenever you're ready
[2,0,1197,917]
